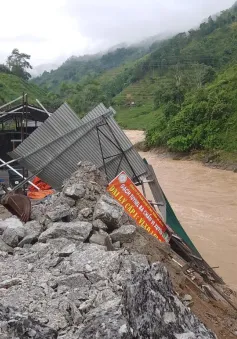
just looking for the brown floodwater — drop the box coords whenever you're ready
[125,130,237,291]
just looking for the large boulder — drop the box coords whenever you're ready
[39,221,92,243]
[93,195,124,230]
[1,218,25,247]
[123,263,216,339]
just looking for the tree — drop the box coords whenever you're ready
[0,64,11,74]
[7,48,32,80]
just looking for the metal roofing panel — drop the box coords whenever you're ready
[11,103,111,158]
[9,103,147,189]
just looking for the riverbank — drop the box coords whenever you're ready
[124,130,237,291]
[131,131,237,173]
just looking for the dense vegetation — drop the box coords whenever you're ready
[0,49,33,81]
[33,46,151,90]
[2,2,237,156]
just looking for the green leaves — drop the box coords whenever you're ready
[7,48,32,81]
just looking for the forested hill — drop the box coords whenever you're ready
[26,1,237,155]
[32,46,152,91]
[0,73,46,104]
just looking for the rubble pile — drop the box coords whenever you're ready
[0,161,220,338]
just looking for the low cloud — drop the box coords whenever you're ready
[0,0,235,66]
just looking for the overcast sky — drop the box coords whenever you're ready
[0,0,235,67]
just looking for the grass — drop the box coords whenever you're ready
[0,73,47,104]
[115,104,161,130]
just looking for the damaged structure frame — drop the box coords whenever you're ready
[6,99,224,286]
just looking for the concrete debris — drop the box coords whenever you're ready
[0,161,227,338]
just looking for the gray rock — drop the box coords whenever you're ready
[183,294,193,302]
[56,273,90,289]
[39,221,92,243]
[2,218,25,247]
[0,220,7,235]
[0,303,57,339]
[67,207,78,221]
[64,182,86,199]
[113,241,121,250]
[18,220,44,247]
[122,263,216,339]
[59,243,76,257]
[0,278,23,289]
[70,246,120,281]
[30,203,46,221]
[18,234,38,247]
[89,231,113,250]
[81,207,93,218]
[110,224,136,243]
[46,204,71,222]
[0,237,13,253]
[59,194,76,207]
[0,162,219,339]
[92,219,108,232]
[93,194,124,230]
[24,220,44,237]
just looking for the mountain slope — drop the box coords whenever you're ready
[0,73,62,111]
[0,73,47,104]
[32,46,151,91]
[32,2,237,155]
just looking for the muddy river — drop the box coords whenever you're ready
[125,130,237,291]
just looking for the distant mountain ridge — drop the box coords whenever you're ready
[32,32,171,90]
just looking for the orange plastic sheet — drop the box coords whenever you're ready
[28,176,54,199]
[28,176,52,192]
[28,189,54,200]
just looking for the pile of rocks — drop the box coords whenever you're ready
[0,161,216,338]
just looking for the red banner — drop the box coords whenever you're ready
[107,171,169,242]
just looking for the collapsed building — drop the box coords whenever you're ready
[0,96,237,338]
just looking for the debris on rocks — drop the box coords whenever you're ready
[0,161,236,338]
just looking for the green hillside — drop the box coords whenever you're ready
[31,2,237,156]
[0,73,62,111]
[32,46,151,91]
[0,73,46,104]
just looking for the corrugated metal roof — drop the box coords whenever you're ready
[9,103,147,189]
[0,104,49,124]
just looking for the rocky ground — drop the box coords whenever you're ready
[0,161,236,338]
